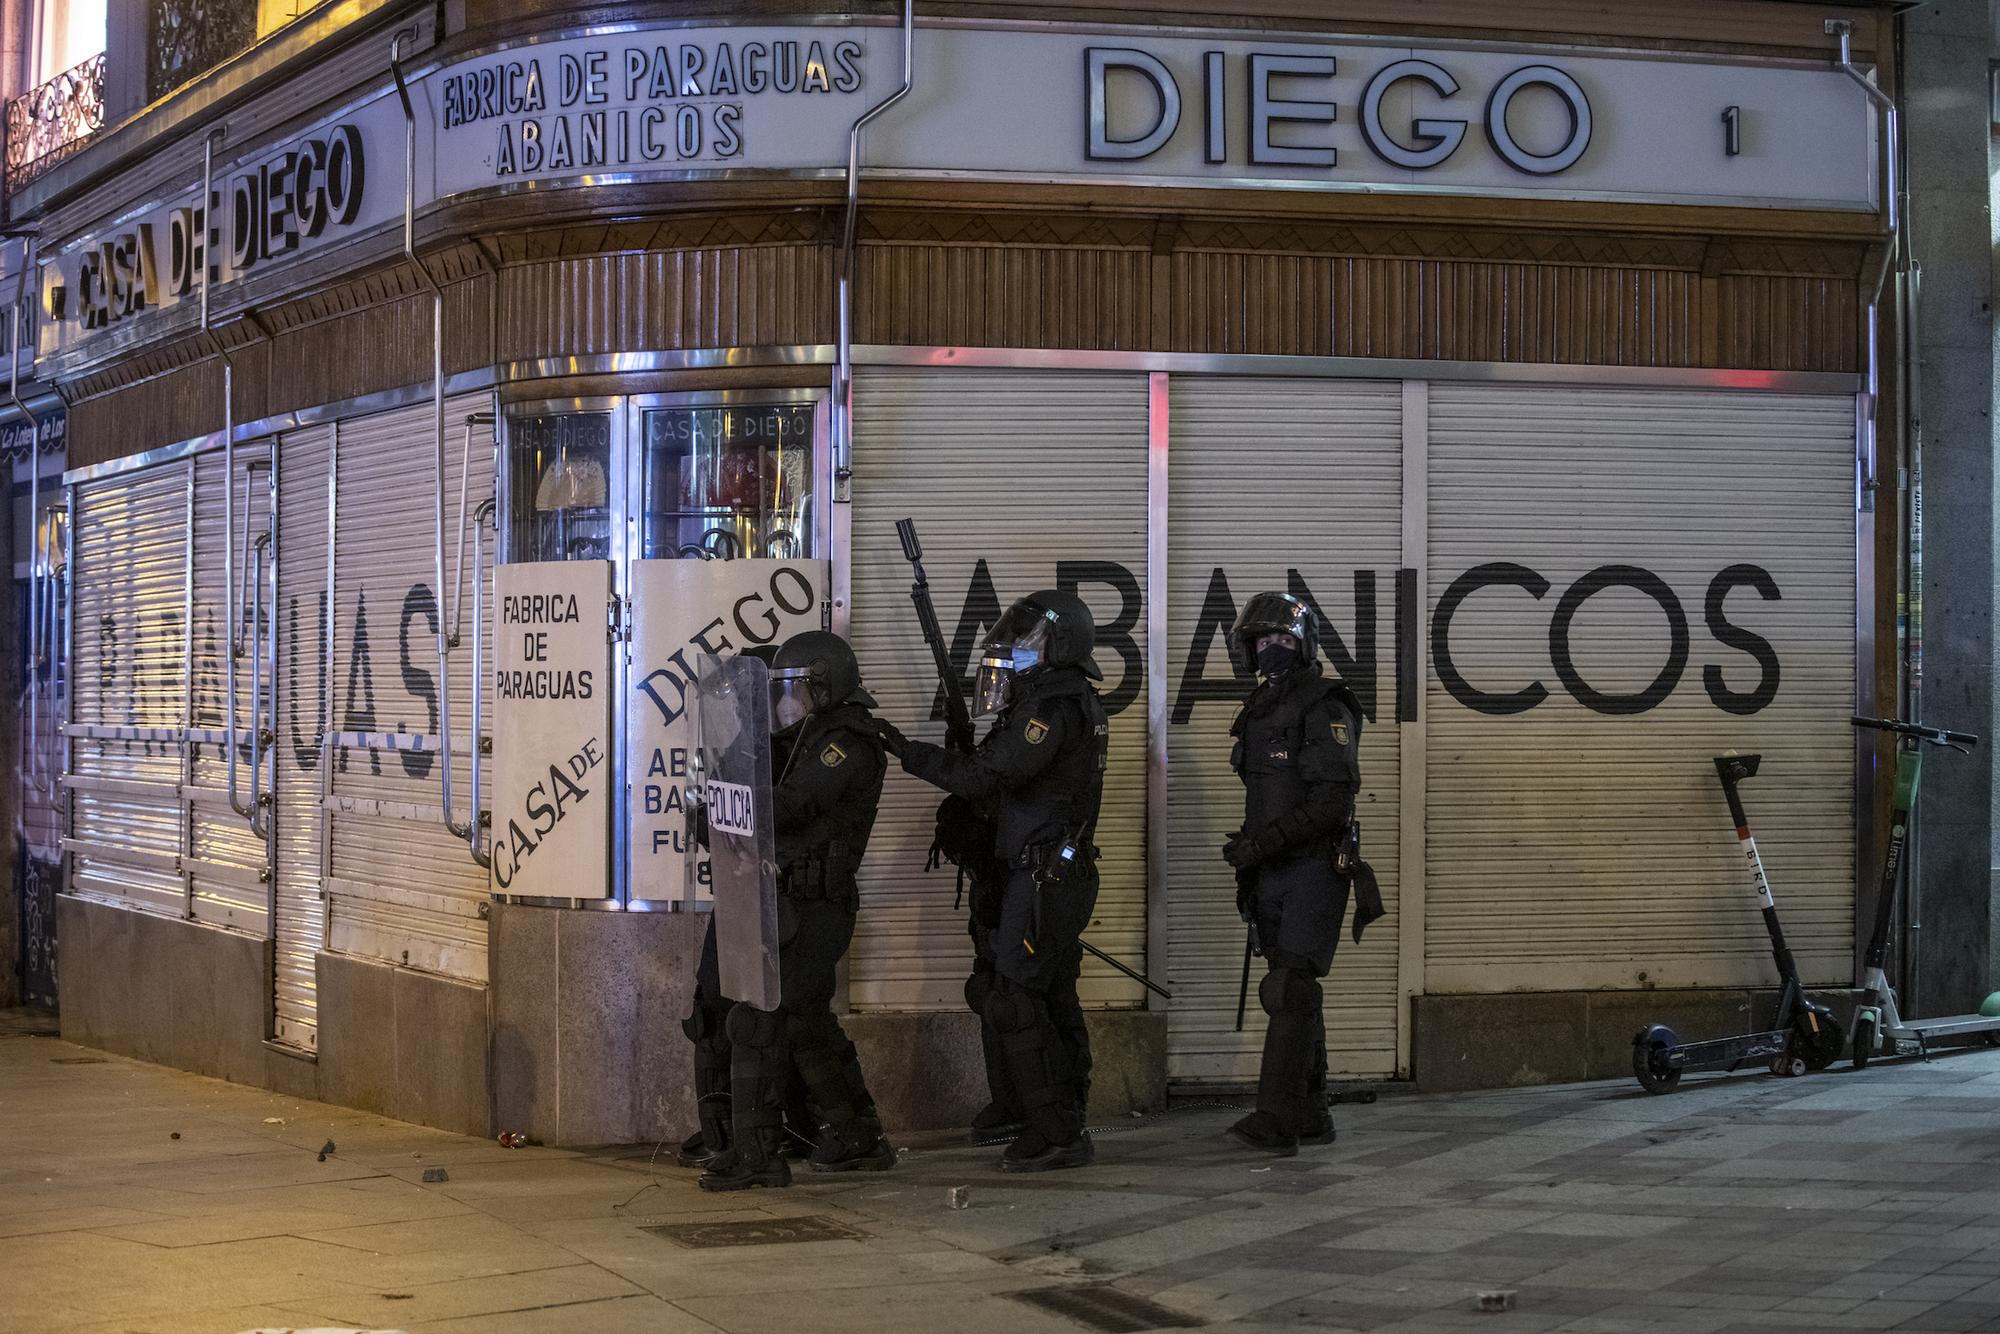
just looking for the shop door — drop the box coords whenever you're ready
[66,462,188,917]
[848,368,1151,1009]
[186,443,275,937]
[1424,385,1855,993]
[325,398,496,981]
[1164,378,1406,1082]
[272,425,332,1050]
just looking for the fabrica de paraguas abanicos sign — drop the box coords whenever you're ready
[40,21,1875,365]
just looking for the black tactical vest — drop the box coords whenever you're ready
[775,700,885,907]
[992,666,1110,864]
[1230,667,1362,862]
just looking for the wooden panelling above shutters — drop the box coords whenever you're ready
[64,209,1866,469]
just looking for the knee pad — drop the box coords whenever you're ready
[725,1003,783,1050]
[1259,968,1322,1018]
[984,983,1042,1036]
[964,969,995,1017]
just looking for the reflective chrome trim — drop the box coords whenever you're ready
[489,893,628,910]
[1396,379,1429,1079]
[626,897,707,914]
[66,346,1864,486]
[1144,372,1169,1014]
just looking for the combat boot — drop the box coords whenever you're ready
[1226,1110,1299,1157]
[807,1121,898,1174]
[968,1101,1025,1146]
[1000,1128,1095,1172]
[676,1130,726,1170]
[698,1146,792,1192]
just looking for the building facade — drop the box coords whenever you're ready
[9,0,1906,1140]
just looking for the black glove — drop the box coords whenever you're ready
[874,718,909,759]
[689,798,710,852]
[1222,828,1273,869]
[1234,865,1258,919]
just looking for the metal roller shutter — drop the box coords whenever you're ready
[187,444,274,937]
[274,425,332,1049]
[1165,378,1404,1082]
[66,463,188,916]
[848,368,1150,1009]
[326,396,495,982]
[1425,385,1855,993]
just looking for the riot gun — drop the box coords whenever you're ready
[896,518,976,754]
[897,518,992,908]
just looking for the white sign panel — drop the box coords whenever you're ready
[490,560,612,896]
[627,557,827,902]
[42,21,1878,363]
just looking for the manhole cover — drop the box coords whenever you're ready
[1012,1285,1205,1333]
[642,1216,865,1248]
[51,1056,108,1065]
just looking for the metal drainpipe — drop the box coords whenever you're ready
[833,0,916,483]
[1830,20,1900,504]
[390,29,470,843]
[7,234,46,799]
[1831,18,1920,999]
[199,125,258,825]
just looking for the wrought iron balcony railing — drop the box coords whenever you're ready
[5,52,107,196]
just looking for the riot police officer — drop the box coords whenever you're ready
[700,630,895,1191]
[878,590,1109,1172]
[1223,592,1364,1156]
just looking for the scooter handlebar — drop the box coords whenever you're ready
[1852,715,1980,748]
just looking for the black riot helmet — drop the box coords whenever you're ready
[974,589,1100,716]
[1231,591,1320,678]
[768,630,873,733]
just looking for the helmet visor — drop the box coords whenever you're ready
[983,602,1054,660]
[769,668,815,733]
[974,650,1037,717]
[1231,593,1314,668]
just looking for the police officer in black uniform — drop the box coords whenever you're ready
[1223,592,1364,1156]
[878,590,1109,1172]
[700,630,895,1191]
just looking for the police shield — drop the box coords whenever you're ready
[692,653,782,1012]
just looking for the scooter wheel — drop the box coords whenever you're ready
[1632,1028,1681,1095]
[1851,1015,1874,1070]
[1795,1013,1845,1073]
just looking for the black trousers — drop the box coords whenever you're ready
[967,862,1097,1140]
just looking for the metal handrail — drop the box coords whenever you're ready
[249,530,273,838]
[450,412,494,646]
[10,256,50,798]
[390,28,472,846]
[200,124,257,826]
[832,0,916,483]
[466,496,495,868]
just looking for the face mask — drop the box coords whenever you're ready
[1256,643,1301,678]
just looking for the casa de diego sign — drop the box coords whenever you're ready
[40,20,1876,360]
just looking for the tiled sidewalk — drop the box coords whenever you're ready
[7,1007,2000,1333]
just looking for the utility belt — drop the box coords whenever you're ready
[1014,836,1100,880]
[778,840,859,911]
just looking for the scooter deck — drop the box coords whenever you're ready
[1664,1028,1792,1072]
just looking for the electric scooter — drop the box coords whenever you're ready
[1849,715,1990,1067]
[1632,753,1845,1094]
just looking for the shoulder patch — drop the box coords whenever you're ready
[820,741,848,769]
[1023,718,1051,746]
[1332,721,1350,747]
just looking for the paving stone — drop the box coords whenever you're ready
[14,1013,2000,1334]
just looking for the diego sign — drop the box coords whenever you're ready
[627,558,827,902]
[41,21,1876,361]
